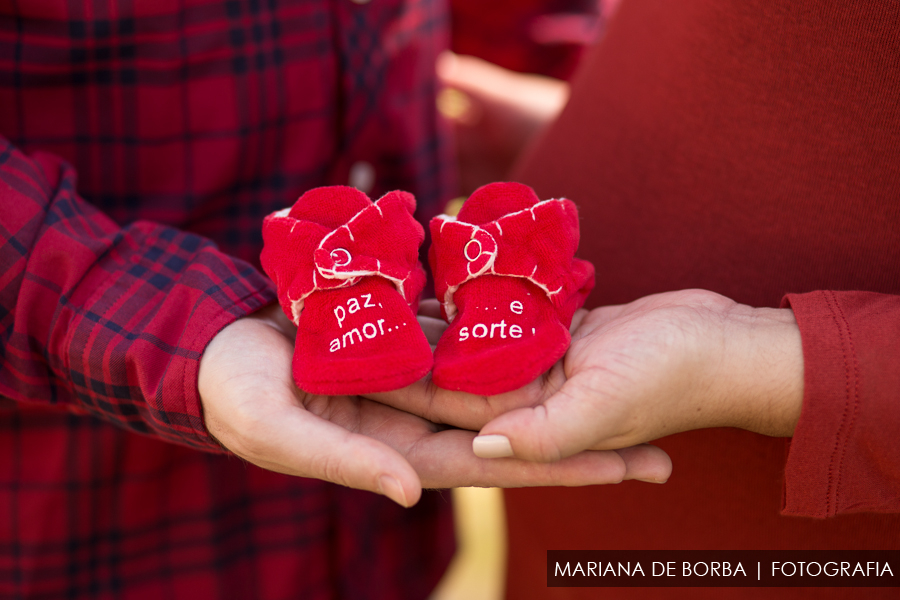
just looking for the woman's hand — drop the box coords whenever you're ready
[375,290,803,465]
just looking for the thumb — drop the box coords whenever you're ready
[472,394,672,483]
[473,383,603,463]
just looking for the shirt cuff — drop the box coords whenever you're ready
[175,282,277,451]
[781,290,900,518]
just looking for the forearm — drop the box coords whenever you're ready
[0,138,275,449]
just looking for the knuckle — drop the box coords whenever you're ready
[609,453,628,483]
[534,438,564,463]
[319,452,355,489]
[528,405,564,462]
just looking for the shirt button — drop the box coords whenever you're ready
[349,161,375,194]
[350,0,371,4]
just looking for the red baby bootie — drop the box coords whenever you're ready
[429,182,595,395]
[260,186,433,395]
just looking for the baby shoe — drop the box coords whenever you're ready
[261,186,433,395]
[429,182,595,395]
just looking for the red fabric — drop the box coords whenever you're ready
[261,186,433,394]
[429,182,594,394]
[0,1,454,598]
[506,0,900,598]
[782,291,900,518]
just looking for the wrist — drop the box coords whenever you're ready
[717,305,804,437]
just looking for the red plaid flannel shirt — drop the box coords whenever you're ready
[0,1,454,598]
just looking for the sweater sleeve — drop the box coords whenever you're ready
[780,290,900,518]
[0,137,276,451]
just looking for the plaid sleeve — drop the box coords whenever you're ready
[0,137,276,451]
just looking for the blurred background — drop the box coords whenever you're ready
[431,488,508,600]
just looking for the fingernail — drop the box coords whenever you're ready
[636,478,668,484]
[378,475,409,507]
[473,434,514,458]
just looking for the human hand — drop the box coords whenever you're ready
[198,303,672,508]
[437,52,569,195]
[375,290,804,462]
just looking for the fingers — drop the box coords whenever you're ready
[570,303,632,340]
[346,397,639,489]
[416,315,446,346]
[614,445,672,483]
[214,393,425,506]
[569,307,589,334]
[468,428,671,485]
[368,374,550,432]
[408,428,632,489]
[417,298,442,319]
[369,379,488,428]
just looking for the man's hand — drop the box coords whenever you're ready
[374,290,804,463]
[198,304,673,508]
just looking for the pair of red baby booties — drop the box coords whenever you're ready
[260,182,595,396]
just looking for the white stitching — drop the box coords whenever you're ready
[464,239,482,261]
[439,199,571,312]
[330,248,351,266]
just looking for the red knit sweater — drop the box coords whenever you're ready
[508,0,900,598]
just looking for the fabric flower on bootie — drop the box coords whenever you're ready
[429,182,595,395]
[261,186,433,395]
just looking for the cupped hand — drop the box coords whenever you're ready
[198,303,672,508]
[375,290,804,464]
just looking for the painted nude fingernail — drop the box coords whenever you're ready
[473,435,514,458]
[378,475,409,507]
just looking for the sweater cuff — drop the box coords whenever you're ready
[781,290,900,518]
